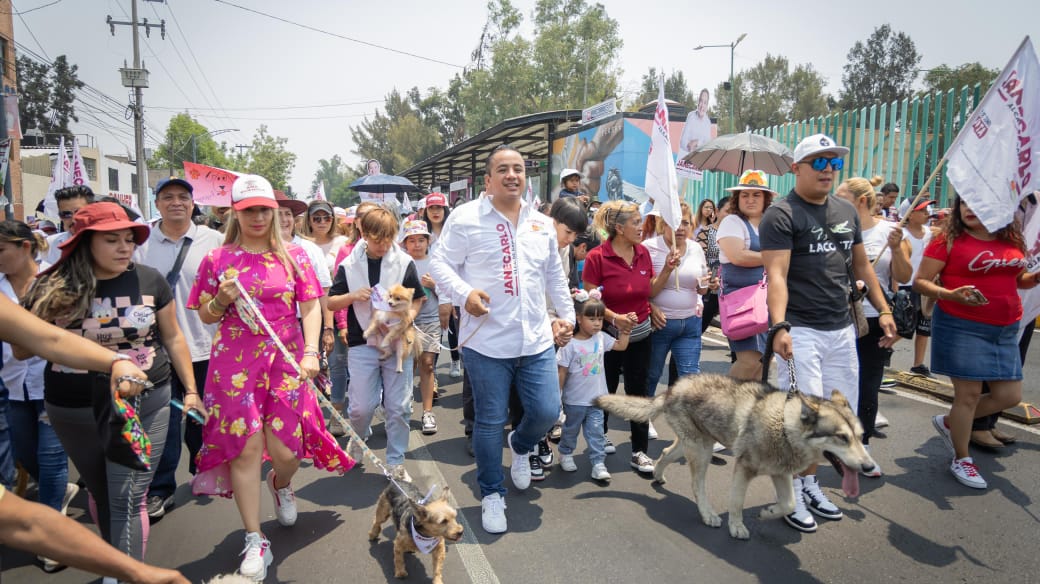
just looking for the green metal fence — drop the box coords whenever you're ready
[681,83,988,210]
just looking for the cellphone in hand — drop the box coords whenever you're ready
[967,286,988,304]
[170,398,205,424]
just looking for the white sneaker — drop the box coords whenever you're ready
[450,360,462,378]
[648,421,658,439]
[950,457,987,489]
[861,446,883,478]
[481,493,507,533]
[388,464,412,483]
[507,431,531,490]
[630,451,655,473]
[801,474,842,520]
[266,470,297,527]
[239,532,273,581]
[590,462,611,481]
[784,477,818,533]
[61,482,79,516]
[348,437,365,463]
[604,437,616,454]
[560,454,577,472]
[327,416,346,437]
[421,410,438,435]
[874,411,890,429]
[932,414,955,456]
[713,442,726,453]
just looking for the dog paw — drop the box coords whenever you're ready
[700,511,722,528]
[652,472,666,485]
[729,523,750,540]
[394,570,408,579]
[759,504,783,520]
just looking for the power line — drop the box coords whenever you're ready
[13,2,50,61]
[211,0,464,69]
[206,113,371,121]
[147,99,386,112]
[3,0,63,16]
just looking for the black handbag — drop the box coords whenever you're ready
[885,288,918,339]
[92,374,153,471]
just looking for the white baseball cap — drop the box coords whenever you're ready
[560,168,582,181]
[792,133,850,164]
[231,175,277,211]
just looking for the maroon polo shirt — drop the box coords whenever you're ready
[582,240,654,322]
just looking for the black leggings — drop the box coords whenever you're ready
[856,317,891,444]
[602,336,652,454]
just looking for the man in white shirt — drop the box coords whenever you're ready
[135,177,224,520]
[431,145,575,534]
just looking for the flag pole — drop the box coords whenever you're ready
[871,157,947,267]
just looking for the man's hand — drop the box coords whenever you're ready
[772,328,793,360]
[552,319,574,347]
[465,289,491,317]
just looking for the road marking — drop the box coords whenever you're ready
[408,430,501,584]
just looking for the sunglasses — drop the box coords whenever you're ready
[59,210,76,219]
[807,157,844,171]
[310,215,333,223]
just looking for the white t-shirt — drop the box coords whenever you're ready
[292,236,333,290]
[642,235,706,320]
[716,215,756,265]
[316,235,348,273]
[556,332,615,406]
[901,226,933,285]
[0,275,46,401]
[861,220,897,318]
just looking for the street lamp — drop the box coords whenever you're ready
[694,33,747,134]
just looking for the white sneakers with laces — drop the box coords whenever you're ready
[951,457,987,489]
[784,476,817,533]
[450,360,462,378]
[421,410,438,435]
[266,470,297,527]
[481,493,507,533]
[630,451,655,473]
[591,462,611,481]
[240,532,273,581]
[507,431,532,490]
[559,454,577,472]
[801,474,842,520]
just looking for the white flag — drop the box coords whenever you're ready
[312,181,327,201]
[946,37,1040,231]
[644,75,682,231]
[70,136,88,187]
[1016,192,1040,329]
[401,192,414,214]
[42,137,71,221]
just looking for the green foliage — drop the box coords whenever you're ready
[151,113,230,172]
[921,62,999,96]
[839,24,921,109]
[714,54,831,132]
[631,68,696,110]
[310,155,361,207]
[15,54,83,141]
[227,125,297,191]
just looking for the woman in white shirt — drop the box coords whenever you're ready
[644,204,713,398]
[717,170,775,381]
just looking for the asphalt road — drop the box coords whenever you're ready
[2,332,1038,584]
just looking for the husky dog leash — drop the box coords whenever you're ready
[764,321,800,397]
[228,277,431,503]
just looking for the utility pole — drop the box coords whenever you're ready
[107,0,165,218]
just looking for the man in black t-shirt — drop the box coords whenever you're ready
[760,133,896,534]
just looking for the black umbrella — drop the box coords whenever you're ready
[348,173,420,193]
[683,132,794,176]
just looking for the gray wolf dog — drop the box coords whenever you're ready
[596,373,877,539]
[369,480,464,584]
[362,283,420,373]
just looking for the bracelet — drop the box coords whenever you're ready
[207,299,226,317]
[322,327,334,332]
[185,391,199,396]
[878,311,893,316]
[303,350,320,358]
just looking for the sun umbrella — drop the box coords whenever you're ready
[683,132,794,176]
[348,173,420,193]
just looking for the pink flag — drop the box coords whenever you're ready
[183,161,240,207]
[644,76,682,231]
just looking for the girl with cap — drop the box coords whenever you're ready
[20,202,198,565]
[301,200,347,272]
[717,170,774,381]
[186,175,352,580]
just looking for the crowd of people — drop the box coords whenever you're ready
[0,136,1033,581]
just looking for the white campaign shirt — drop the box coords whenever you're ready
[431,196,574,359]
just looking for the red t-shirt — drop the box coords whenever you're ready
[582,241,654,322]
[924,233,1026,326]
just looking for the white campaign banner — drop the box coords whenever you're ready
[946,36,1040,232]
[644,77,682,231]
[42,137,71,221]
[71,137,88,186]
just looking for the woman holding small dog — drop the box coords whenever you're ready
[914,196,1035,490]
[188,175,352,581]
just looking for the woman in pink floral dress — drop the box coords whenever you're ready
[187,175,353,580]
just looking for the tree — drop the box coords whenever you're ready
[713,54,831,132]
[310,155,350,197]
[150,113,229,172]
[48,56,84,138]
[631,67,696,110]
[839,24,921,109]
[350,88,451,175]
[227,125,297,191]
[15,55,52,137]
[921,62,999,95]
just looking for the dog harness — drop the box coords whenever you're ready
[410,484,441,554]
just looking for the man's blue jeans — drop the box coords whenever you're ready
[462,346,560,498]
[646,315,703,397]
[0,384,15,489]
[7,399,68,510]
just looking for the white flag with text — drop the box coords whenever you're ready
[644,76,682,231]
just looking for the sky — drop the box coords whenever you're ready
[12,0,1039,196]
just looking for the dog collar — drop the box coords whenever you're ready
[411,517,441,554]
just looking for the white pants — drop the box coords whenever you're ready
[774,325,860,413]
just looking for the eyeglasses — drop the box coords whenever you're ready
[58,210,75,219]
[310,215,332,223]
[807,157,845,171]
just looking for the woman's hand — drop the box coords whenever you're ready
[945,285,988,306]
[111,359,150,398]
[321,328,335,353]
[612,312,637,334]
[215,277,240,307]
[650,304,666,330]
[182,392,209,424]
[299,354,320,380]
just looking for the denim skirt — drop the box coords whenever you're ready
[931,305,1023,381]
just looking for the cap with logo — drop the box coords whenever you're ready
[154,177,194,196]
[424,192,448,208]
[792,133,850,164]
[231,175,278,211]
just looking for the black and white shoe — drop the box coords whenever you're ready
[537,438,554,467]
[529,453,545,481]
[801,475,843,520]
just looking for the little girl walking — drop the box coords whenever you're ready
[556,290,629,481]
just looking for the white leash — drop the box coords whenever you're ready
[410,313,489,353]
